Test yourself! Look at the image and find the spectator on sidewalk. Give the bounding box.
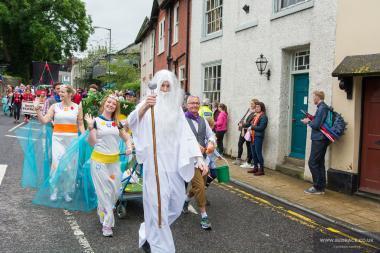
[212,100,220,126]
[248,102,268,176]
[198,98,214,122]
[234,99,259,167]
[215,103,228,154]
[301,90,330,195]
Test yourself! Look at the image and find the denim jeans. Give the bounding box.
[251,136,264,169]
[308,139,330,191]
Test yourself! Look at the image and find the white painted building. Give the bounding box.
[190,0,338,179]
[135,17,156,98]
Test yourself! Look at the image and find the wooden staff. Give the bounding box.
[148,82,162,228]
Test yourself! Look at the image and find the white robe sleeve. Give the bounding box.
[177,111,203,182]
[128,101,151,164]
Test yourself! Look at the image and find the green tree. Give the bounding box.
[0,0,92,79]
[99,56,140,90]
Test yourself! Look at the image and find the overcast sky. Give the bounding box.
[82,0,152,54]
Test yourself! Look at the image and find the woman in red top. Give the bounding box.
[215,103,228,154]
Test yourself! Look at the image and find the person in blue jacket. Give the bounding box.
[301,90,330,195]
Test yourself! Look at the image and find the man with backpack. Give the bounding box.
[301,90,330,195]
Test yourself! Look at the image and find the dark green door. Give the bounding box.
[290,73,309,159]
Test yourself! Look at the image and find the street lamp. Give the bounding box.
[93,26,112,82]
[255,54,271,80]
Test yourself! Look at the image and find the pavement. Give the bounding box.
[1,114,380,252]
[225,158,380,238]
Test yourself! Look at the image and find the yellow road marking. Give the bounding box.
[287,210,317,225]
[215,182,379,250]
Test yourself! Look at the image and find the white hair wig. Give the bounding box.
[151,69,184,109]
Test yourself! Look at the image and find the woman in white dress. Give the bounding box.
[85,95,132,237]
[34,85,85,202]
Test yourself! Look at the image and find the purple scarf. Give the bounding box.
[185,111,201,123]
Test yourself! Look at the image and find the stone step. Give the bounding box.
[284,156,305,167]
[275,163,304,180]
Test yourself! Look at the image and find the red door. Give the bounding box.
[360,77,380,194]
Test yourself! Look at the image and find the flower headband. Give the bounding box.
[107,94,120,101]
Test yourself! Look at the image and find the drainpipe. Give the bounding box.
[167,4,173,70]
[185,0,191,93]
[152,26,156,74]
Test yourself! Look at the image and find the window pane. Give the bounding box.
[305,55,310,66]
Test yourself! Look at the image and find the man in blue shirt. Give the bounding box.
[301,90,330,195]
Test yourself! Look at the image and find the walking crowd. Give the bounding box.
[1,83,138,123]
[4,69,332,253]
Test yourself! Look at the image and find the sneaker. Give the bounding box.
[304,186,325,195]
[240,162,251,168]
[64,193,72,202]
[200,216,212,230]
[232,158,242,165]
[182,200,190,214]
[50,188,58,201]
[102,226,113,237]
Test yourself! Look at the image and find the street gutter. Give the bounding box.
[230,178,380,243]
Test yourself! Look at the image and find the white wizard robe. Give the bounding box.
[128,103,202,253]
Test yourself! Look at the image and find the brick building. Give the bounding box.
[136,0,192,93]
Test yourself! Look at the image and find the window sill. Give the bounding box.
[172,41,178,47]
[201,31,223,43]
[157,51,165,56]
[271,0,314,21]
[235,20,258,33]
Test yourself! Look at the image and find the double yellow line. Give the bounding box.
[216,183,379,250]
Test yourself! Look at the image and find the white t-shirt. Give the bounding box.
[94,116,120,154]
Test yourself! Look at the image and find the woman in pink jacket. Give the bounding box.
[215,103,228,154]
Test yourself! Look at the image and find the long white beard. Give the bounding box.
[154,92,182,146]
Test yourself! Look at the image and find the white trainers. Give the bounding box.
[102,226,113,237]
[50,188,58,201]
[240,162,251,169]
[64,193,72,202]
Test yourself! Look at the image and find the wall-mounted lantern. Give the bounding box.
[255,54,271,80]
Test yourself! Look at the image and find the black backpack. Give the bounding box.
[325,107,347,139]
